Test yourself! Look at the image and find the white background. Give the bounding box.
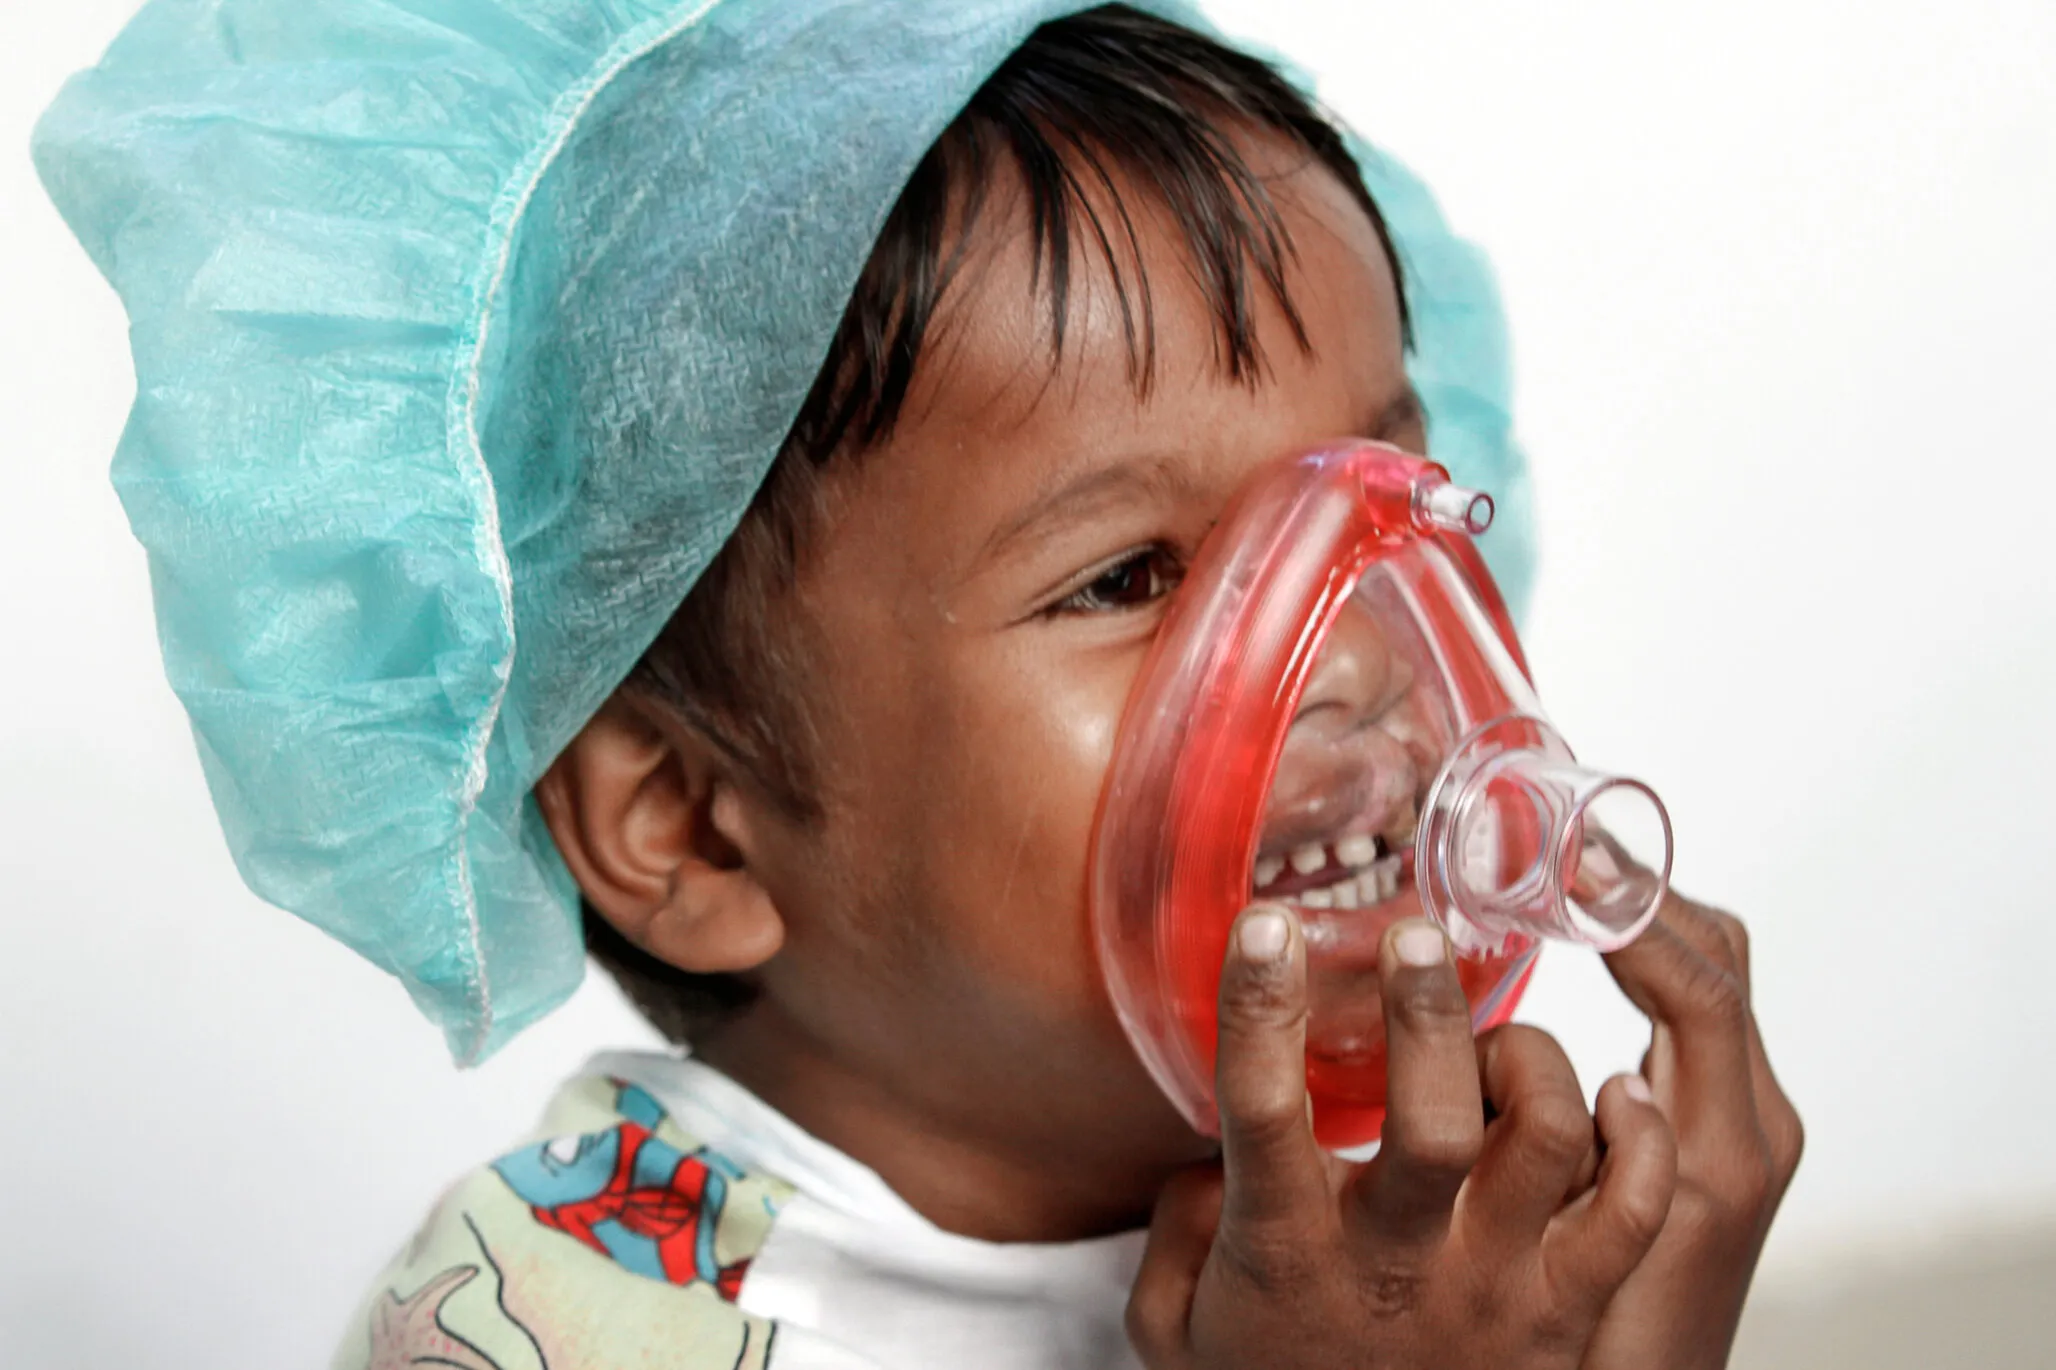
[3,1,2052,1365]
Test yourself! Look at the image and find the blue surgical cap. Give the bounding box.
[34,0,1536,1063]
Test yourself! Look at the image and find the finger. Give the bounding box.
[1667,899,1784,1092]
[1690,904,1800,1184]
[1545,1074,1678,1311]
[1349,920,1484,1248]
[1600,910,1760,1150]
[1605,888,1805,1181]
[1661,900,1805,1170]
[1587,834,1742,988]
[1658,897,1789,1115]
[1643,901,1805,1192]
[1213,905,1330,1248]
[1460,1025,1598,1240]
[1660,891,1747,987]
[1126,1167,1223,1363]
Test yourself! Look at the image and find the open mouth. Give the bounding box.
[1257,824,1425,1067]
[1251,831,1411,910]
[1249,769,1435,1068]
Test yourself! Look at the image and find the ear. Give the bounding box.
[535,696,786,975]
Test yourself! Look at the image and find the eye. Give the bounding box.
[1057,547,1183,614]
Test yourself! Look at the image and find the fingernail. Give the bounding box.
[1238,907,1291,963]
[1620,1074,1654,1104]
[1392,920,1446,968]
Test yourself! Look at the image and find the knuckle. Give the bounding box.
[1389,970,1468,1031]
[1355,1261,1431,1322]
[1673,899,1742,971]
[1666,1183,1762,1252]
[1223,1094,1307,1154]
[1710,909,1750,965]
[1727,1151,1777,1207]
[1659,1187,1724,1247]
[1692,1148,1778,1223]
[1219,964,1306,1029]
[1394,1109,1485,1180]
[1609,1172,1676,1249]
[1766,1102,1807,1178]
[1677,954,1748,1027]
[1220,1224,1321,1297]
[1520,1093,1596,1170]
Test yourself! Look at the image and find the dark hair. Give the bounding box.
[586,3,1411,1043]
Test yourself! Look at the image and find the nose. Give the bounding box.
[1265,595,1421,850]
[1294,594,1407,732]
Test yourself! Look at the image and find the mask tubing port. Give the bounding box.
[1417,481,1495,535]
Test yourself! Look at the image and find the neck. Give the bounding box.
[695,1005,1205,1244]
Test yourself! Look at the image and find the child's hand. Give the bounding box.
[1580,892,1804,1370]
[1127,909,1678,1370]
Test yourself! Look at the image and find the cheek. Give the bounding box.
[908,633,1140,1003]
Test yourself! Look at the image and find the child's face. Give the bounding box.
[707,136,1422,1228]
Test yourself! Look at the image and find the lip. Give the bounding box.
[1300,879,1428,1065]
[1258,725,1423,865]
[1255,796,1382,862]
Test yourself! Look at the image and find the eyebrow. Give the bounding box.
[976,384,1428,568]
[976,456,1203,568]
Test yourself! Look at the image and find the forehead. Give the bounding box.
[818,129,1410,572]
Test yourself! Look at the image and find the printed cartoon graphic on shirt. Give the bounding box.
[492,1081,755,1299]
[335,1075,792,1370]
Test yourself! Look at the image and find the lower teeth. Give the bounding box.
[1272,854,1402,910]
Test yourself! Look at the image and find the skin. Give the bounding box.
[1126,892,1801,1370]
[537,130,1800,1367]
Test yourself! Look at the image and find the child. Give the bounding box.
[35,3,1799,1367]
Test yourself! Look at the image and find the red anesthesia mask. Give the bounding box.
[1091,442,1673,1149]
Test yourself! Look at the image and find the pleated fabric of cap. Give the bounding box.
[33,0,1536,1063]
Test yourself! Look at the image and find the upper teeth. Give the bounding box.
[1256,834,1390,892]
[1336,833,1379,868]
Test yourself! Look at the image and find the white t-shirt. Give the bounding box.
[330,1049,1148,1370]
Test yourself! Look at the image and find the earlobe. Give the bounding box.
[536,697,786,975]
